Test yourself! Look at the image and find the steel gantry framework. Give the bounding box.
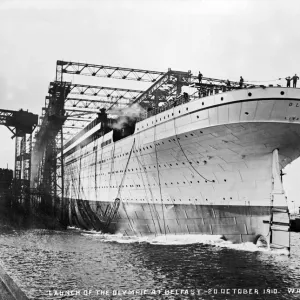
[0,109,38,208]
[32,59,259,222]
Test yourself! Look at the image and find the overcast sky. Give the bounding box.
[0,0,300,211]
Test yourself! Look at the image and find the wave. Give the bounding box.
[72,228,289,255]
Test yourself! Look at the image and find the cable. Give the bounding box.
[111,138,137,234]
[133,148,160,236]
[245,78,281,83]
[171,104,215,183]
[153,115,167,237]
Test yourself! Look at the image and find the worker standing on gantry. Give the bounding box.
[286,76,292,87]
[239,76,244,88]
[198,71,203,85]
[292,74,299,88]
[226,79,231,91]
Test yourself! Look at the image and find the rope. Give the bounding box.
[93,136,98,196]
[133,147,162,236]
[153,115,167,237]
[108,143,115,193]
[245,78,281,83]
[171,106,215,183]
[113,138,137,234]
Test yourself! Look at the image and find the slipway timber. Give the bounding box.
[31,60,299,253]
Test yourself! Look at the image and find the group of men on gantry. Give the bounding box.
[285,74,299,88]
[197,72,244,90]
[198,72,300,89]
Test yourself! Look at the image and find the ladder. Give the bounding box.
[264,205,290,253]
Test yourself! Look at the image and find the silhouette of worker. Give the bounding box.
[209,82,214,95]
[183,92,189,102]
[239,76,244,88]
[226,79,231,91]
[292,74,299,88]
[198,71,203,85]
[286,76,292,87]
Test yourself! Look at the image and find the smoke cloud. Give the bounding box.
[110,103,145,130]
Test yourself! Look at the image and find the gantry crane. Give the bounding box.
[32,60,259,223]
[0,108,38,207]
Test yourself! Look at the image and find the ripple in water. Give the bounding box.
[0,227,299,299]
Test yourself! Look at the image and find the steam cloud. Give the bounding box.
[110,103,145,130]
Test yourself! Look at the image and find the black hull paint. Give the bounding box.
[67,198,279,244]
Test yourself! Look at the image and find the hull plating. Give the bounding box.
[63,88,300,243]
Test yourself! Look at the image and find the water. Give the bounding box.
[0,226,299,300]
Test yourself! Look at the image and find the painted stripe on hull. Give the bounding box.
[67,198,282,244]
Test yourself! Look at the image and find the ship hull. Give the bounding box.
[68,198,275,243]
[62,87,300,247]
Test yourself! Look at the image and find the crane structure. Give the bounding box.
[0,109,38,207]
[32,60,259,222]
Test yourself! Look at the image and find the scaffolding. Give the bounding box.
[0,108,38,208]
[32,60,260,224]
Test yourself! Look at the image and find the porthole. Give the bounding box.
[248,92,252,97]
[202,102,204,105]
[245,112,249,115]
[221,97,224,101]
[281,91,285,95]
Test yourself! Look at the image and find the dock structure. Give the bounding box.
[31,60,257,222]
[0,265,28,300]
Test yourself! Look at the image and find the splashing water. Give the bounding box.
[74,227,290,255]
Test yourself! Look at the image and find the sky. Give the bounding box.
[0,0,300,212]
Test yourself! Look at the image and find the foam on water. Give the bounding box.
[75,228,290,255]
